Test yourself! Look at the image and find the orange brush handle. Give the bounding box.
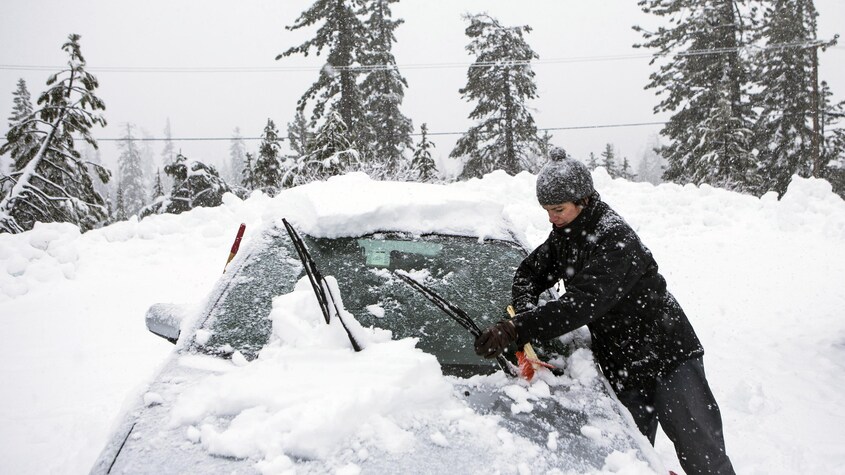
[507,305,546,380]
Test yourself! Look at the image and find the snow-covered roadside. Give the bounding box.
[1,170,844,474]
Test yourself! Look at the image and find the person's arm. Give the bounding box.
[511,237,559,313]
[514,227,651,345]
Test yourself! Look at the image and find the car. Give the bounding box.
[90,183,662,474]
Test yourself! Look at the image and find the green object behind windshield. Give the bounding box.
[357,238,442,267]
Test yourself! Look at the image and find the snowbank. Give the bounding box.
[1,171,844,474]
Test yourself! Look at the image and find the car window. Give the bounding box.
[303,233,526,377]
[195,227,300,359]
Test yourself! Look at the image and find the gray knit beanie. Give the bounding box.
[536,147,594,205]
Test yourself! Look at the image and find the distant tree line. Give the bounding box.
[1,0,843,234]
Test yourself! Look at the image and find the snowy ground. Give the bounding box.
[1,169,844,474]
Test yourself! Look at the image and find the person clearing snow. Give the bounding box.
[475,146,736,475]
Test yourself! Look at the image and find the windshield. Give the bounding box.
[305,233,526,376]
[194,228,527,376]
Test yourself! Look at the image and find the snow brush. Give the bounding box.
[223,223,246,273]
[507,305,556,381]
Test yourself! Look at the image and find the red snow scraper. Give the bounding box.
[223,223,246,273]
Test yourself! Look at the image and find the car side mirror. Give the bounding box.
[145,303,189,344]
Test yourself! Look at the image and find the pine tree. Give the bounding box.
[451,13,541,179]
[151,168,165,200]
[278,0,369,141]
[587,152,599,170]
[619,156,637,181]
[0,34,110,233]
[141,152,231,217]
[359,0,413,176]
[411,123,437,182]
[241,152,256,190]
[635,0,757,193]
[525,130,554,174]
[4,79,38,174]
[114,181,127,222]
[819,80,845,197]
[752,0,837,196]
[307,109,359,179]
[253,119,283,193]
[229,127,246,185]
[117,123,147,216]
[600,143,618,177]
[286,110,313,159]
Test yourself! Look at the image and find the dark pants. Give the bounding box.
[615,358,735,475]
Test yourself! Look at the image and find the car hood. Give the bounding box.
[92,353,661,474]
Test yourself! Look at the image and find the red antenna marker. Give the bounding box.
[223,223,246,273]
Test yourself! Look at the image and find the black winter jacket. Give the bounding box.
[512,197,703,392]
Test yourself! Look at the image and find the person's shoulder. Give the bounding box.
[592,201,639,241]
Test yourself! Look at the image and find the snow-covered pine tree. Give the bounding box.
[253,119,283,194]
[286,110,313,160]
[114,181,127,222]
[229,127,246,185]
[7,79,33,128]
[695,71,760,191]
[619,156,637,181]
[306,109,359,180]
[526,130,554,174]
[600,143,619,177]
[359,0,413,177]
[3,79,38,175]
[0,34,110,234]
[819,79,845,197]
[241,152,256,190]
[587,152,599,170]
[635,0,757,193]
[278,0,369,143]
[451,13,541,179]
[117,123,147,216]
[151,168,164,201]
[752,0,836,196]
[141,152,231,217]
[410,123,437,182]
[81,142,110,203]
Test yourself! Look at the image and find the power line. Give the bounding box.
[0,120,666,142]
[0,40,826,74]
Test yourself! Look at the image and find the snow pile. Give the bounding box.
[0,222,81,299]
[1,170,845,474]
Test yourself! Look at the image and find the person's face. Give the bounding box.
[542,202,582,228]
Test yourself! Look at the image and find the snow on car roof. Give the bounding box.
[265,171,517,241]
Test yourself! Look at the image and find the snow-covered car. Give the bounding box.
[90,179,662,474]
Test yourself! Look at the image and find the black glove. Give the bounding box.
[474,320,518,359]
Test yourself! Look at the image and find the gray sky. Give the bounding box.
[1,0,843,177]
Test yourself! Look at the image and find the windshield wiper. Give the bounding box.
[282,218,363,352]
[393,270,516,377]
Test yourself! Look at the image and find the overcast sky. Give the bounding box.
[1,0,843,176]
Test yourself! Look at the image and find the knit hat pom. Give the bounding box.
[549,146,568,161]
